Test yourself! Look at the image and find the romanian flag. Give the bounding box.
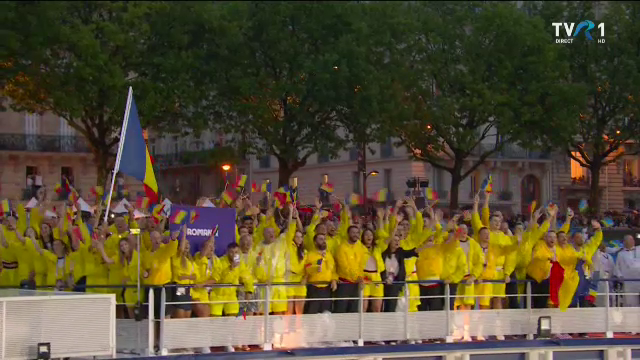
[0,200,10,216]
[346,193,363,206]
[222,189,236,205]
[68,190,79,204]
[136,197,150,210]
[273,191,287,208]
[54,183,63,195]
[374,189,388,202]
[116,89,158,204]
[90,186,104,198]
[170,210,187,225]
[235,175,247,192]
[260,181,272,193]
[290,187,298,204]
[152,204,165,223]
[481,174,493,193]
[549,261,565,307]
[425,188,438,200]
[189,210,199,224]
[251,182,258,193]
[320,183,334,194]
[64,178,73,192]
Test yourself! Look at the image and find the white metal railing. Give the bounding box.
[0,289,116,360]
[124,279,640,354]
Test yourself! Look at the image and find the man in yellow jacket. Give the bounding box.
[303,233,338,314]
[334,225,366,313]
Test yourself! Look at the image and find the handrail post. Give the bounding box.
[445,283,452,343]
[403,284,410,342]
[605,279,613,338]
[2,301,6,360]
[526,281,534,340]
[263,285,272,350]
[358,283,364,346]
[159,287,167,355]
[147,288,154,356]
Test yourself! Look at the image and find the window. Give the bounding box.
[570,152,588,182]
[352,172,361,193]
[317,153,330,163]
[61,166,74,186]
[259,155,271,169]
[501,170,510,192]
[349,147,359,161]
[470,173,478,195]
[383,169,392,189]
[623,158,639,187]
[26,166,38,188]
[380,138,393,158]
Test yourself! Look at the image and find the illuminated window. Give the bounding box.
[570,152,587,179]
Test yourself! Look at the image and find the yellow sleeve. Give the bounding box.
[304,214,321,251]
[450,249,467,283]
[338,208,350,239]
[17,204,28,234]
[157,240,179,262]
[410,211,424,240]
[235,224,240,242]
[530,220,550,245]
[504,250,517,275]
[559,220,570,234]
[31,207,42,236]
[471,211,483,233]
[481,204,490,227]
[532,243,549,262]
[584,230,603,259]
[386,215,397,234]
[284,221,296,244]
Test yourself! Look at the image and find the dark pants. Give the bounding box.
[531,277,550,309]
[506,273,520,309]
[448,283,458,310]
[383,284,403,312]
[333,283,359,313]
[304,285,332,314]
[73,276,87,292]
[419,284,444,311]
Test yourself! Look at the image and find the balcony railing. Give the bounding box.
[470,143,550,160]
[0,134,91,153]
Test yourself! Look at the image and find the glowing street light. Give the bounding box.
[221,164,231,172]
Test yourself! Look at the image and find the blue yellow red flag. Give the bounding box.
[117,91,158,204]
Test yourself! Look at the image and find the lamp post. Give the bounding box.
[221,164,231,191]
[363,170,379,210]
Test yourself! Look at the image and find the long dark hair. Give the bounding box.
[295,230,304,261]
[360,228,376,249]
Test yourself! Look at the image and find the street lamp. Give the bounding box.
[221,164,231,190]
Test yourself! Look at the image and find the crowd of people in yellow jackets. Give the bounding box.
[0,190,606,346]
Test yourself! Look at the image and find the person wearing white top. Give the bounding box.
[592,243,615,307]
[614,235,640,307]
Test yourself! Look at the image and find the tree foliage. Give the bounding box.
[528,1,640,213]
[392,2,579,210]
[1,1,209,184]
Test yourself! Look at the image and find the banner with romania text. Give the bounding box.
[168,205,236,257]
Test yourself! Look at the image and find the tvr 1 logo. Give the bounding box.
[551,20,605,44]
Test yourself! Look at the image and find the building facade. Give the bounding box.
[251,138,554,216]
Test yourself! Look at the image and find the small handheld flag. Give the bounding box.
[54,183,63,195]
[235,175,247,192]
[374,189,388,202]
[260,181,272,193]
[480,174,493,193]
[425,188,438,201]
[170,210,188,225]
[189,210,199,224]
[221,189,237,205]
[0,200,10,216]
[578,199,588,213]
[529,200,537,216]
[602,218,614,228]
[320,183,334,194]
[251,182,258,193]
[68,190,79,204]
[136,197,151,210]
[90,186,104,198]
[346,193,363,206]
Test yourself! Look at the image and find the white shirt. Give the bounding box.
[614,247,640,279]
[364,255,377,272]
[384,254,399,279]
[593,251,614,278]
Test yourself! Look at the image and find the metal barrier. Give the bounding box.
[0,289,116,359]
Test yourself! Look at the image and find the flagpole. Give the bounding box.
[104,86,134,223]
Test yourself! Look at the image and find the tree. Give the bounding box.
[393,2,578,211]
[197,2,384,187]
[527,1,640,214]
[1,1,208,184]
